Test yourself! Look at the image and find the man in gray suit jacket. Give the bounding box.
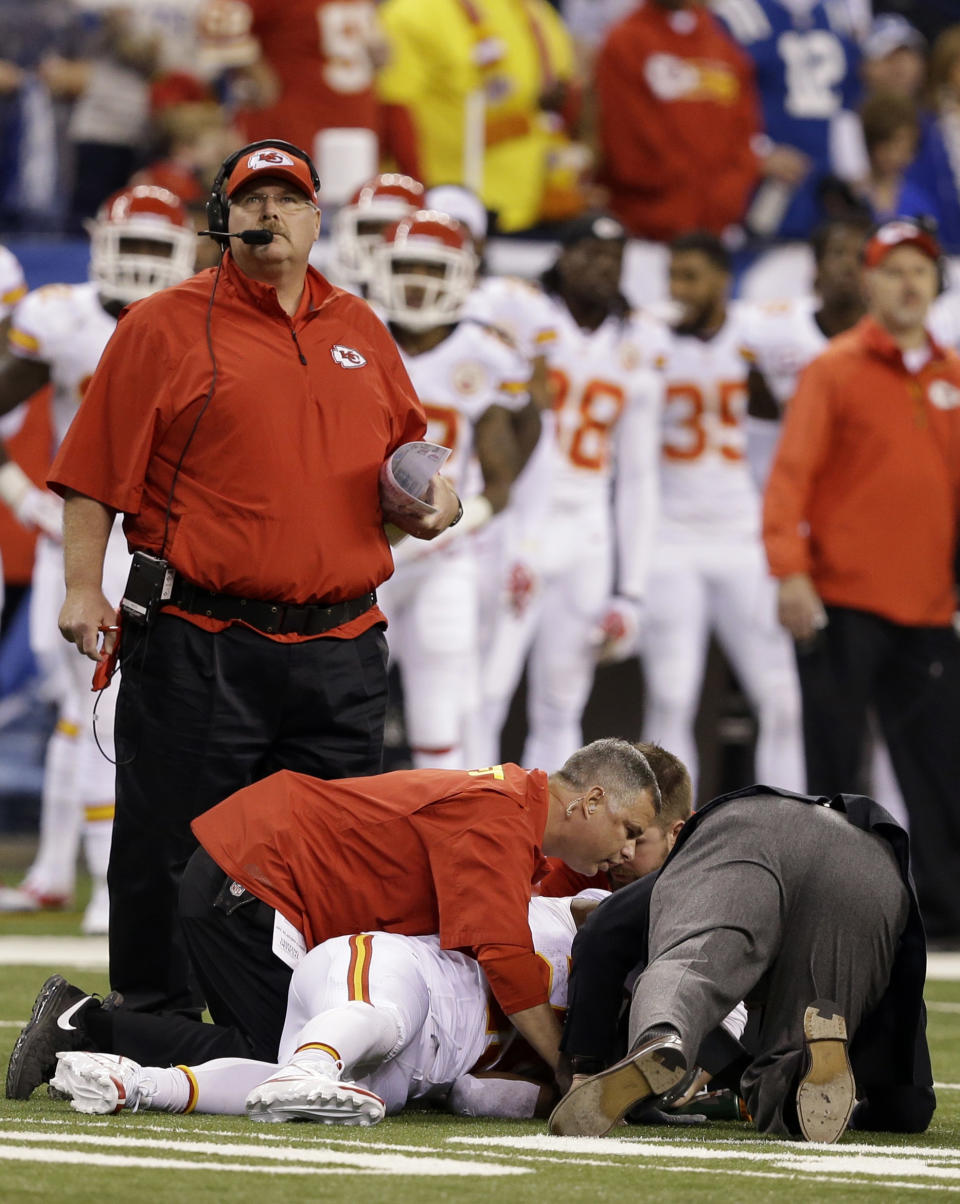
[550,785,933,1142]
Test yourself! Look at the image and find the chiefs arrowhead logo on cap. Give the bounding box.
[247,150,295,170]
[225,144,319,203]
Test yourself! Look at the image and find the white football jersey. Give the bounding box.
[476,889,609,1070]
[397,318,530,499]
[461,275,558,362]
[544,298,664,511]
[8,282,117,448]
[656,310,761,534]
[738,296,827,407]
[0,245,26,320]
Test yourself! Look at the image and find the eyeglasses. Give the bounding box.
[233,192,314,213]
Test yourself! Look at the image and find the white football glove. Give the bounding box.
[0,460,63,540]
[591,595,642,664]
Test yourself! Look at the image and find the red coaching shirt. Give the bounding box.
[48,253,425,640]
[192,763,553,1014]
[764,317,960,626]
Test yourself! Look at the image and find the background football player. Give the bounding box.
[0,243,30,619]
[0,186,195,931]
[741,214,871,487]
[368,210,529,769]
[477,214,664,772]
[637,231,803,798]
[327,172,425,294]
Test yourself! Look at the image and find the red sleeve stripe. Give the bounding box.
[295,1041,342,1062]
[175,1064,199,1114]
[347,933,373,1002]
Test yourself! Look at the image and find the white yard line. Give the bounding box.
[0,1127,955,1190]
[0,937,107,969]
[449,1134,960,1183]
[0,1129,527,1176]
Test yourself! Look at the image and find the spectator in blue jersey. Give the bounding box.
[902,25,960,255]
[713,0,864,240]
[861,15,927,104]
[858,91,940,225]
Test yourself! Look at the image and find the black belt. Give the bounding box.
[165,579,377,636]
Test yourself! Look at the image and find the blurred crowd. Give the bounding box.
[0,0,958,248]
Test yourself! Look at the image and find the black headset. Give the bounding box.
[205,139,322,241]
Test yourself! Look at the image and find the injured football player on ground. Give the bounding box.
[50,893,607,1125]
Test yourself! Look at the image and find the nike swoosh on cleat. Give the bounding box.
[56,998,92,1032]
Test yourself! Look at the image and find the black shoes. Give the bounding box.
[6,975,100,1100]
[549,1031,689,1137]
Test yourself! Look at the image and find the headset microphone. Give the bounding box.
[198,229,275,244]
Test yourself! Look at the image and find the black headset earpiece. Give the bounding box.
[206,139,322,241]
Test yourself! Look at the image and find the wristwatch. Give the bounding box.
[448,496,464,527]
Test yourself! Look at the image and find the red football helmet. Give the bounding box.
[369,210,477,330]
[330,173,426,288]
[87,185,196,304]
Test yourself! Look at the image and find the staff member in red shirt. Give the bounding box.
[535,741,692,898]
[764,218,960,945]
[6,739,661,1099]
[46,140,460,1019]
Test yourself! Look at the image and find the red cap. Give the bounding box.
[226,146,318,204]
[863,219,941,268]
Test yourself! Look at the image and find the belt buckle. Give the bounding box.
[279,604,309,635]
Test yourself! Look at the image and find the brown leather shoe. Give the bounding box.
[548,1033,688,1137]
[795,999,855,1143]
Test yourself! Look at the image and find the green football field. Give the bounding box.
[1,923,959,1201]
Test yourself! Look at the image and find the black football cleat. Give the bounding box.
[6,975,98,1100]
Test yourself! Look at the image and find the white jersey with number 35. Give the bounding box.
[658,311,760,534]
[8,282,117,448]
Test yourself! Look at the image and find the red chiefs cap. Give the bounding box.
[226,146,318,204]
[862,219,941,269]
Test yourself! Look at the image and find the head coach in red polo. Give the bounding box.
[45,140,461,1019]
[764,217,960,946]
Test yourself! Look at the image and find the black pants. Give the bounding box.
[110,614,388,1013]
[90,848,291,1066]
[795,606,960,938]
